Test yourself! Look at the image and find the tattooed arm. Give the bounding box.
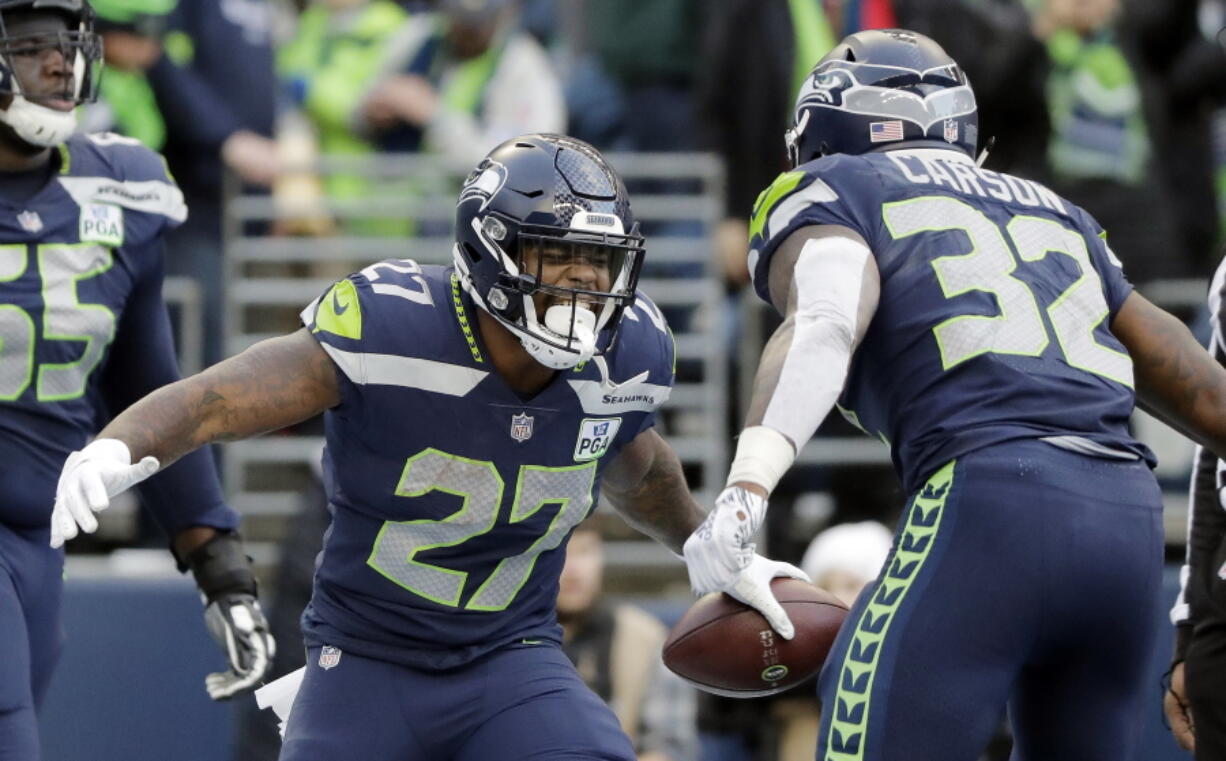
[102,328,341,466]
[1112,291,1226,456]
[600,428,705,554]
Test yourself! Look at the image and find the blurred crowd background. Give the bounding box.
[51,1,1226,760]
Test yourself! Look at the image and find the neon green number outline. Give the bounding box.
[749,171,805,241]
[0,245,33,400]
[883,196,1130,386]
[367,448,504,606]
[368,451,598,610]
[37,243,117,401]
[466,461,596,611]
[1007,215,1133,388]
[883,196,1047,370]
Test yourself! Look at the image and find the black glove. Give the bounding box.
[186,532,276,700]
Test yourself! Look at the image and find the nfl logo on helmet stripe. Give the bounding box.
[943,119,959,143]
[319,645,342,670]
[510,413,534,442]
[870,121,904,143]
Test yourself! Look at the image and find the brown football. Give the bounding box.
[662,578,849,698]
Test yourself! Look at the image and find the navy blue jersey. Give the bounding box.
[0,133,237,535]
[749,147,1154,491]
[300,262,675,669]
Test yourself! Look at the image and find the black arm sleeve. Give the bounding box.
[98,239,240,541]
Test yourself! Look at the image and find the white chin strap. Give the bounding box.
[519,305,598,370]
[1,96,76,147]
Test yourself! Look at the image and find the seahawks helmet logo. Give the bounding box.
[798,69,853,108]
[458,159,509,212]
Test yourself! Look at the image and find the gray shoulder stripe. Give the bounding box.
[58,176,187,223]
[766,178,839,241]
[319,343,487,395]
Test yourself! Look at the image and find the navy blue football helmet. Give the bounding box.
[453,134,645,369]
[0,0,102,147]
[785,29,978,166]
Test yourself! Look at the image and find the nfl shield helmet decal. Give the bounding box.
[510,412,534,442]
[574,417,622,461]
[318,645,342,670]
[943,119,959,143]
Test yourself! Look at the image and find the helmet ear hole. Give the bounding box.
[462,242,483,264]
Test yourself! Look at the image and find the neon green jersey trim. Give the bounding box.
[314,279,362,340]
[749,171,805,242]
[824,460,955,760]
[451,274,483,363]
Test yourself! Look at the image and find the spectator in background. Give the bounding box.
[898,0,1050,179]
[1030,0,1184,283]
[574,0,703,155]
[278,0,414,216]
[1129,0,1226,275]
[359,0,565,168]
[77,0,174,150]
[695,0,835,289]
[558,522,699,761]
[147,0,279,367]
[799,520,892,607]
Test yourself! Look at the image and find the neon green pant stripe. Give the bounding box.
[824,459,956,761]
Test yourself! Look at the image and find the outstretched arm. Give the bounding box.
[52,328,340,548]
[1111,291,1226,456]
[600,427,705,555]
[682,224,879,603]
[103,328,341,466]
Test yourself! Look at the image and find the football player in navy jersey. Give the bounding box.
[0,1,274,758]
[50,133,806,761]
[684,28,1226,761]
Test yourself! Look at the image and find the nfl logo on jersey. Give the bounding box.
[318,646,342,670]
[510,413,534,442]
[17,209,42,232]
[574,417,621,461]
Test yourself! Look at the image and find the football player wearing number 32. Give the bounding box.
[51,133,806,761]
[683,28,1226,761]
[0,2,271,760]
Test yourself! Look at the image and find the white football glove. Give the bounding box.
[683,485,769,595]
[50,438,159,548]
[725,554,811,640]
[684,486,810,639]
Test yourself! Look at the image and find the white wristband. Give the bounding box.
[724,426,796,494]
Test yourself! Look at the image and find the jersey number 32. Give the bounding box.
[885,196,1132,388]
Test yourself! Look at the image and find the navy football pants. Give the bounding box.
[279,642,636,761]
[816,439,1164,761]
[0,522,64,761]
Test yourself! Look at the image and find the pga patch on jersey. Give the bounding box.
[79,202,124,247]
[574,417,622,461]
